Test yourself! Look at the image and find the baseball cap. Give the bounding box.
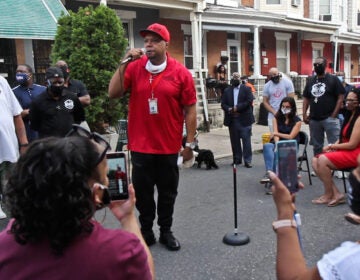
[45,67,64,80]
[140,23,170,42]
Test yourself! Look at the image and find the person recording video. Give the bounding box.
[0,132,154,279]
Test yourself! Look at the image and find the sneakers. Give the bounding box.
[336,171,348,179]
[260,173,271,184]
[311,171,317,177]
[0,204,7,219]
[265,183,273,195]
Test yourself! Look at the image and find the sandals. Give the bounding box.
[344,213,360,225]
[327,195,346,207]
[311,196,330,205]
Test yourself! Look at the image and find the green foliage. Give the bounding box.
[51,5,128,133]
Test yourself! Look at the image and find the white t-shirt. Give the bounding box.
[263,77,294,120]
[0,76,23,163]
[317,241,360,280]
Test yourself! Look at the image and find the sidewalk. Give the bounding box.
[197,122,310,159]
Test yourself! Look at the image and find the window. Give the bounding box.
[275,32,291,74]
[184,34,193,69]
[319,0,330,15]
[311,43,324,65]
[339,0,344,22]
[267,0,280,4]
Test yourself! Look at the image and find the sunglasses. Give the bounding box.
[66,124,111,165]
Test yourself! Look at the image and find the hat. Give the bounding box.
[140,23,170,42]
[45,67,64,80]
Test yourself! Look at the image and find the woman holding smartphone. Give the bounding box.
[0,131,154,279]
[260,97,302,193]
[312,88,360,207]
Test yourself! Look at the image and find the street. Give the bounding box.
[0,130,358,279]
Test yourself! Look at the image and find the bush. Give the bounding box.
[51,5,128,133]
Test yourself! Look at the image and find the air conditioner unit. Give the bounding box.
[319,14,332,21]
[291,0,300,7]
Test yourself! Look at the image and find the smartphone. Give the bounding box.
[276,140,299,193]
[106,152,129,200]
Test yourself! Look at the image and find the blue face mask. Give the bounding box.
[16,73,29,85]
[337,76,344,83]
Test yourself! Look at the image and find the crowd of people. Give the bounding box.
[1,19,360,278]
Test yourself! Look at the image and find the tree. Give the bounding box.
[51,5,128,133]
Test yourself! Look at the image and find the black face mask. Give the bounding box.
[232,80,240,87]
[270,75,280,84]
[314,64,325,76]
[50,85,64,96]
[347,172,360,215]
[60,65,69,79]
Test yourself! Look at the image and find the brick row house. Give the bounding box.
[1,0,360,128]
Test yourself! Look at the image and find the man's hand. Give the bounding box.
[181,147,193,162]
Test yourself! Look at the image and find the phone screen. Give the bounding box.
[276,140,299,193]
[106,152,129,200]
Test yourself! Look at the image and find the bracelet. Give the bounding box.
[19,143,29,147]
[272,219,297,232]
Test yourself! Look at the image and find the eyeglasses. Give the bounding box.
[66,124,111,165]
[345,99,358,103]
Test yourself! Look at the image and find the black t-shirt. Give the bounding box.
[64,79,89,98]
[29,89,85,138]
[303,73,345,120]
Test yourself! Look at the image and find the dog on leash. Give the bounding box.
[182,136,218,170]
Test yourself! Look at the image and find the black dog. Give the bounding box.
[193,145,219,170]
[182,136,218,170]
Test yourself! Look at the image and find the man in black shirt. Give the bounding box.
[29,67,85,138]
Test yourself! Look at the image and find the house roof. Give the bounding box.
[0,0,68,40]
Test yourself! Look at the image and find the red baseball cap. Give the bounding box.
[140,23,170,42]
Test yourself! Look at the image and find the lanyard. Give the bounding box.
[149,71,165,99]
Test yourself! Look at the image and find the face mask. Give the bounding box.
[232,80,240,87]
[16,73,29,85]
[348,172,360,215]
[50,85,64,96]
[281,108,291,115]
[59,65,69,79]
[337,76,344,83]
[314,64,325,75]
[270,75,280,84]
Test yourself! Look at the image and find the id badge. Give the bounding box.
[148,98,158,114]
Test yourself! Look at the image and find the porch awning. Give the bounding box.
[0,0,68,40]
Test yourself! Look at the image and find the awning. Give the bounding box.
[0,0,68,40]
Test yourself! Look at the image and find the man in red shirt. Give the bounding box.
[109,23,197,251]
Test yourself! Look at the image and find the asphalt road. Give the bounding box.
[0,152,358,280]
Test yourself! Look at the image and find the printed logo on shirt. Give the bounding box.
[64,99,74,110]
[311,82,325,101]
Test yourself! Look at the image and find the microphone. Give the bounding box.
[120,48,146,65]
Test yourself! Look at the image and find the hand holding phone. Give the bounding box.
[276,140,299,193]
[106,152,129,200]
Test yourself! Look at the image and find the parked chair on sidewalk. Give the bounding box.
[297,131,312,185]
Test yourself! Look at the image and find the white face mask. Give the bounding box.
[281,108,291,115]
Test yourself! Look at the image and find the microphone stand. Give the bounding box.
[223,164,250,246]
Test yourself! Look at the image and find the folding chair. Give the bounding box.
[115,119,128,151]
[332,168,353,193]
[297,131,312,185]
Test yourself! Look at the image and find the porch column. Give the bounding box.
[252,25,261,78]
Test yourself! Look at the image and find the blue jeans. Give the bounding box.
[309,117,340,156]
[263,143,275,172]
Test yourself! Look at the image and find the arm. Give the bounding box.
[302,97,310,124]
[330,94,344,118]
[221,90,233,113]
[73,97,85,124]
[270,172,321,280]
[109,184,155,279]
[273,118,280,143]
[109,48,144,99]
[234,87,253,112]
[274,121,301,140]
[329,117,360,150]
[78,95,91,107]
[263,96,277,116]
[182,103,197,162]
[13,115,28,154]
